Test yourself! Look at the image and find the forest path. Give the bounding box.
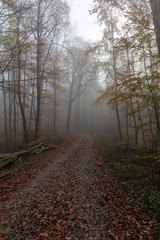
[0,134,158,239]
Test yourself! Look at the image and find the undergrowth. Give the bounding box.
[102,143,160,238]
[101,140,160,218]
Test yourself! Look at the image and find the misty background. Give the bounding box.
[0,0,160,152]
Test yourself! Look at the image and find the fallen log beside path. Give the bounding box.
[0,143,57,172]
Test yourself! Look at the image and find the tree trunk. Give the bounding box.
[74,95,81,131]
[66,101,72,133]
[8,69,13,144]
[17,13,28,144]
[2,72,8,150]
[150,0,160,58]
[125,102,130,144]
[111,19,123,140]
[142,45,160,137]
[53,64,57,137]
[127,47,138,144]
[28,81,35,132]
[34,0,42,140]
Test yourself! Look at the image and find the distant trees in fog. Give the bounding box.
[65,38,97,133]
[0,0,107,151]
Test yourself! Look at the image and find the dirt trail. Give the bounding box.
[0,134,159,239]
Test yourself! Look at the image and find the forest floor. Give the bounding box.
[0,134,160,240]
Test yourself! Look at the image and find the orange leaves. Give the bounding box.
[56,220,61,231]
[1,136,160,240]
[39,232,48,238]
[108,232,118,239]
[137,234,143,239]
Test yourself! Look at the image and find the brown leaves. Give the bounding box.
[39,232,48,238]
[0,136,160,239]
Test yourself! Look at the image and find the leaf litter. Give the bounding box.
[0,134,160,239]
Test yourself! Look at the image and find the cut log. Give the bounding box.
[0,143,57,171]
[0,162,27,180]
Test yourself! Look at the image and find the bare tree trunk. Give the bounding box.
[136,99,146,149]
[127,48,138,144]
[34,0,42,140]
[13,68,17,150]
[83,88,88,131]
[2,72,8,150]
[16,13,28,144]
[74,94,81,131]
[53,83,57,137]
[28,81,35,133]
[150,0,160,58]
[66,100,72,133]
[142,46,160,138]
[53,63,57,137]
[125,102,130,144]
[111,19,123,140]
[8,69,13,144]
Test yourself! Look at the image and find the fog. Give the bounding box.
[0,0,160,152]
[0,54,119,152]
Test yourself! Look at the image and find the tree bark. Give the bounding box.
[66,100,72,133]
[150,0,160,58]
[53,62,57,137]
[34,0,42,140]
[111,19,123,140]
[17,14,28,145]
[2,73,8,149]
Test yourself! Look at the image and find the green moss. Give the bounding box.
[153,229,160,240]
[142,186,160,218]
